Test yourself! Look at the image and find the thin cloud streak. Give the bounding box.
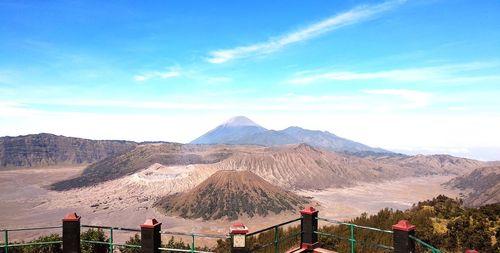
[133,69,180,82]
[207,0,406,64]
[289,62,500,84]
[7,89,431,114]
[363,89,432,108]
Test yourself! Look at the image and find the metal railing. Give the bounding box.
[409,234,441,253]
[246,217,302,253]
[1,215,445,253]
[1,225,62,253]
[80,224,142,252]
[315,217,394,253]
[158,230,229,253]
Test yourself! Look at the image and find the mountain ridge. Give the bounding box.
[190,116,391,155]
[0,133,137,168]
[50,143,485,191]
[447,166,500,206]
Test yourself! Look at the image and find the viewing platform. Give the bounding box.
[1,207,479,253]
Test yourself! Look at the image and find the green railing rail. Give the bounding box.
[409,234,441,253]
[1,225,62,253]
[158,230,230,253]
[80,224,142,251]
[315,217,394,253]
[246,217,302,253]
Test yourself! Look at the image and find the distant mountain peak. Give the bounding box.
[190,117,391,155]
[190,116,266,145]
[221,116,261,127]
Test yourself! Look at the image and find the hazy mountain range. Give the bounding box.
[191,116,391,155]
[1,116,393,169]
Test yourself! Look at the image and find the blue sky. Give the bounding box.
[1,0,500,160]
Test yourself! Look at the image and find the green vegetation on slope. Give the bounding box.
[316,195,499,253]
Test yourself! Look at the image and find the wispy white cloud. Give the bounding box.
[362,89,432,108]
[133,68,180,82]
[207,0,406,64]
[288,62,500,84]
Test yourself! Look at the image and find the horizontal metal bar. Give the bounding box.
[114,243,141,248]
[159,230,228,239]
[316,217,351,226]
[81,239,110,245]
[315,231,350,241]
[158,247,214,253]
[81,224,140,232]
[5,241,62,247]
[247,217,301,237]
[247,226,274,237]
[316,231,393,251]
[1,226,62,232]
[316,217,393,234]
[352,224,393,234]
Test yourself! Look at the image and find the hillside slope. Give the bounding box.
[50,143,233,190]
[51,143,485,191]
[0,133,136,168]
[447,166,500,206]
[154,170,308,220]
[211,144,484,190]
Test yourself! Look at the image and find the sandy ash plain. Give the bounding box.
[0,163,462,244]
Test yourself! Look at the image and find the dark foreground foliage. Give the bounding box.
[317,195,499,253]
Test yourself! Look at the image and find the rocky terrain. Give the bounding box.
[196,144,485,190]
[447,166,500,206]
[154,170,309,220]
[50,143,233,190]
[191,116,391,154]
[0,133,136,168]
[50,143,486,192]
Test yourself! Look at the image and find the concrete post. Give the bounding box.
[62,212,81,253]
[140,218,161,253]
[300,206,319,250]
[230,223,249,253]
[392,220,416,253]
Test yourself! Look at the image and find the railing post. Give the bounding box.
[300,206,319,251]
[392,220,416,253]
[140,218,161,253]
[3,230,8,253]
[230,223,249,253]
[62,212,81,253]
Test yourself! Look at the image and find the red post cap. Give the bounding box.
[465,250,479,253]
[392,220,416,232]
[300,206,318,215]
[140,218,161,228]
[62,212,81,222]
[230,223,248,234]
